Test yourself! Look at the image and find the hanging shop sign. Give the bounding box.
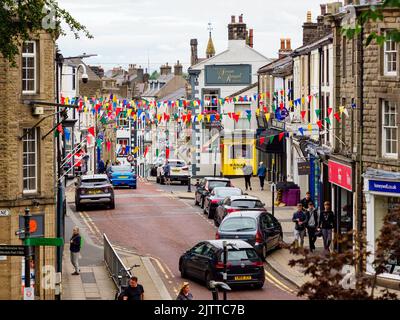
[328,160,353,192]
[298,161,311,176]
[205,64,252,86]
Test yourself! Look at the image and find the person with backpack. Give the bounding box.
[292,203,308,249]
[306,202,319,252]
[70,226,81,275]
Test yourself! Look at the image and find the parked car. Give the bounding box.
[179,240,264,289]
[216,211,282,260]
[150,157,165,177]
[75,174,115,211]
[214,195,266,227]
[107,165,137,189]
[203,187,243,219]
[157,159,190,185]
[194,177,232,209]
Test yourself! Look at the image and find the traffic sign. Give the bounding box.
[24,238,64,247]
[23,287,34,300]
[0,245,27,256]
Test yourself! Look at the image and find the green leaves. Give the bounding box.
[0,0,92,66]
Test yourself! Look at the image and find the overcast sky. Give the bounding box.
[57,0,331,73]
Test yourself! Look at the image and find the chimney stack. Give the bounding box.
[190,39,198,66]
[160,63,172,76]
[136,66,144,82]
[249,29,254,48]
[239,14,243,23]
[279,38,293,59]
[228,14,247,41]
[174,60,183,76]
[231,15,236,23]
[303,11,318,45]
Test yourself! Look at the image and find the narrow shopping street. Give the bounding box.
[68,179,298,300]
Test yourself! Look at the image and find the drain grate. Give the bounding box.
[80,272,96,284]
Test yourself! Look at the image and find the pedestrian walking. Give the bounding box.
[176,282,193,300]
[163,160,171,185]
[292,203,308,249]
[242,164,253,191]
[301,192,313,211]
[306,202,319,252]
[98,159,105,174]
[318,201,335,253]
[257,162,267,191]
[69,226,81,275]
[121,277,144,301]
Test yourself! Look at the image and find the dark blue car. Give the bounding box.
[107,165,137,189]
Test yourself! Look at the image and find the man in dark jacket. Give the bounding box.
[257,162,267,191]
[318,201,335,252]
[306,202,319,252]
[292,203,308,248]
[122,277,144,301]
[301,192,313,211]
[70,226,81,275]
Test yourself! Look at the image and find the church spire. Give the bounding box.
[206,22,216,59]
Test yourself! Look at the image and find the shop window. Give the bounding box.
[382,100,398,159]
[229,144,252,160]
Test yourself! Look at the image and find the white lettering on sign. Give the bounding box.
[0,210,10,217]
[373,183,397,191]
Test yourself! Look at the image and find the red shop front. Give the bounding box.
[328,160,355,253]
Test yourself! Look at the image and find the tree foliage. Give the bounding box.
[149,70,160,80]
[286,207,400,300]
[342,0,400,45]
[0,0,92,65]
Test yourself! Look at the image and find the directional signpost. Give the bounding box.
[0,245,27,256]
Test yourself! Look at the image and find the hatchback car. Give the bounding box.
[107,165,137,189]
[179,240,264,289]
[216,211,282,260]
[75,174,115,211]
[203,187,243,219]
[214,196,266,227]
[157,159,190,185]
[194,178,232,209]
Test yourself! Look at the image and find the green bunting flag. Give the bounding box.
[325,117,331,125]
[315,109,321,117]
[269,135,275,144]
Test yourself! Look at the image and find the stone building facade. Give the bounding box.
[0,32,57,299]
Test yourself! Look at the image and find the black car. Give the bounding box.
[194,177,232,209]
[75,174,115,211]
[203,187,243,220]
[179,240,265,289]
[216,211,282,260]
[214,195,266,227]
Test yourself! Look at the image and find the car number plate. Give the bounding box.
[119,176,128,179]
[172,169,180,172]
[88,190,101,195]
[234,276,252,281]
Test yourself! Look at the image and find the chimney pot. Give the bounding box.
[286,38,291,50]
[307,11,312,23]
[231,15,236,23]
[239,14,243,23]
[280,39,285,50]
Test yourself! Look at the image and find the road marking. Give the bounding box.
[151,257,169,279]
[79,212,96,235]
[141,257,172,300]
[82,211,101,236]
[264,270,296,294]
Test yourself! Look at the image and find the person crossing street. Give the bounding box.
[242,164,253,191]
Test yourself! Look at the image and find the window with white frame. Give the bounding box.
[22,41,37,94]
[116,113,129,127]
[23,128,38,192]
[384,35,397,76]
[382,100,398,158]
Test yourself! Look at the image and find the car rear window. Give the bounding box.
[220,249,259,262]
[112,166,131,172]
[215,189,241,197]
[220,217,257,232]
[209,181,230,189]
[170,161,185,167]
[81,179,109,185]
[231,200,263,208]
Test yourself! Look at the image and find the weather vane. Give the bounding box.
[208,22,213,34]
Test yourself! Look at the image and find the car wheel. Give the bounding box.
[76,203,83,212]
[201,198,205,209]
[156,176,160,184]
[207,208,214,220]
[205,271,213,289]
[109,201,115,210]
[254,282,264,290]
[160,176,165,185]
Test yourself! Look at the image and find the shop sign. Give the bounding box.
[205,64,252,86]
[271,119,285,131]
[369,180,400,194]
[328,160,353,192]
[298,161,310,176]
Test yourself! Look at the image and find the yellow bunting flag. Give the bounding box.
[265,113,271,122]
[308,123,312,132]
[65,97,69,105]
[133,146,139,154]
[197,114,203,122]
[301,97,305,105]
[127,109,132,117]
[256,108,260,117]
[206,114,211,122]
[132,114,137,121]
[157,114,162,122]
[339,106,345,114]
[289,100,293,107]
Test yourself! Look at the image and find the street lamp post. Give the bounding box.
[23,208,32,290]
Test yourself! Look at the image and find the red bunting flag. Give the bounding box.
[57,124,63,134]
[280,90,284,96]
[334,112,341,122]
[88,126,95,137]
[228,112,233,119]
[166,147,170,160]
[116,107,122,117]
[106,141,111,152]
[308,95,312,104]
[144,146,149,157]
[328,107,333,116]
[279,132,285,142]
[301,111,307,120]
[266,92,271,99]
[317,120,323,129]
[233,113,240,123]
[260,137,265,145]
[215,114,220,121]
[279,102,284,110]
[61,96,65,105]
[263,107,268,113]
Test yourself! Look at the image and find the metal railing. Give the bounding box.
[103,234,132,288]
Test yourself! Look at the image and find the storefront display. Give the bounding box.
[364,169,400,280]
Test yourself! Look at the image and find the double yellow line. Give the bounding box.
[79,211,102,241]
[264,269,297,295]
